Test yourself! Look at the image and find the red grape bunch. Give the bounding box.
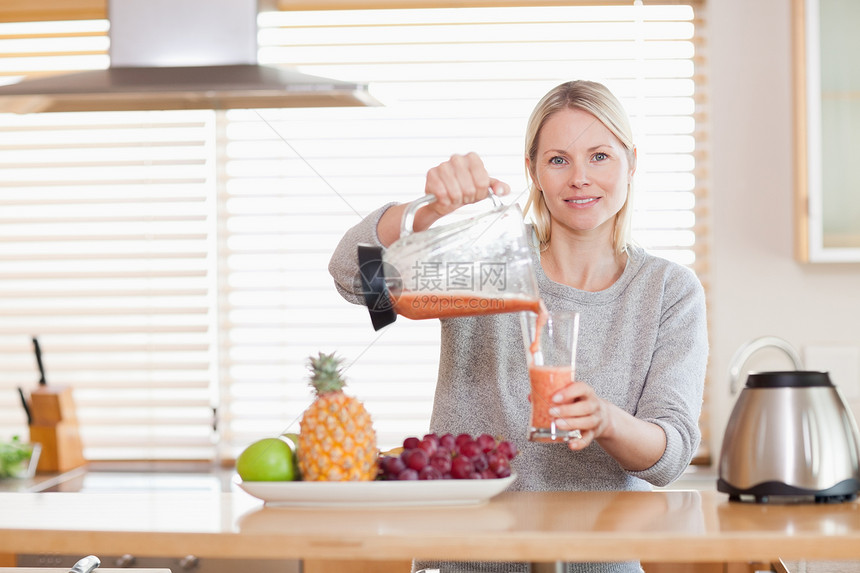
[377,432,518,481]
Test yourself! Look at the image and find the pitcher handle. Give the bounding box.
[400,188,502,238]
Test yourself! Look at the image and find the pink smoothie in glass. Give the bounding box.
[529,365,574,442]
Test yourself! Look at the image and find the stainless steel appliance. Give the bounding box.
[0,0,378,113]
[8,555,171,573]
[0,567,173,573]
[717,370,860,503]
[15,554,297,573]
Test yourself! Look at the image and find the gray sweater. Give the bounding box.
[329,204,709,573]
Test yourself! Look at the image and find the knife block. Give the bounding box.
[28,387,86,473]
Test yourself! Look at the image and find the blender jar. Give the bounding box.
[357,192,541,330]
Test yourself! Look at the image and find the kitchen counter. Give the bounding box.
[1,485,859,565]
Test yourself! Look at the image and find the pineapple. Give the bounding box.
[297,352,377,481]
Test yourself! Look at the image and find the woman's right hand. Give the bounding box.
[376,153,509,247]
[423,152,510,218]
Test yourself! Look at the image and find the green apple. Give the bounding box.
[236,437,296,481]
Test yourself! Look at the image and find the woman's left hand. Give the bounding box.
[548,380,667,470]
[548,381,612,451]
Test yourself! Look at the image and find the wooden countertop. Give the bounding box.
[1,488,859,564]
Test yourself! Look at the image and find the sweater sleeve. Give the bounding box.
[328,203,397,306]
[627,265,709,487]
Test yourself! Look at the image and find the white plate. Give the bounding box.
[234,473,516,507]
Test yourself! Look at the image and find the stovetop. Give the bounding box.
[18,461,237,494]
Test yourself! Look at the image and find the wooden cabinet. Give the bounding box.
[303,560,411,573]
[778,561,860,573]
[794,0,860,261]
[643,563,725,572]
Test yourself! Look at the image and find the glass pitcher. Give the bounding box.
[357,192,541,330]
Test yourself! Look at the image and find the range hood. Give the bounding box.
[0,0,379,114]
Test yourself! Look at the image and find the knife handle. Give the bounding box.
[17,386,32,425]
[32,336,47,386]
[68,555,100,573]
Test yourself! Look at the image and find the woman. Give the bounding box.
[329,80,708,573]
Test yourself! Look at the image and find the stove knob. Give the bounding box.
[179,555,199,571]
[115,554,136,567]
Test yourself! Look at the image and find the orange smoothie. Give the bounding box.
[393,291,542,320]
[529,365,574,442]
[528,300,549,355]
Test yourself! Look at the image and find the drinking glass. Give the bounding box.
[521,309,580,442]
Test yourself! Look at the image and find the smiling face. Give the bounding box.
[527,107,635,244]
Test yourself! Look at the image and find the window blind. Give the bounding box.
[0,110,218,460]
[0,3,707,461]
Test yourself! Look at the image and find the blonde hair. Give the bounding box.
[523,80,636,254]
